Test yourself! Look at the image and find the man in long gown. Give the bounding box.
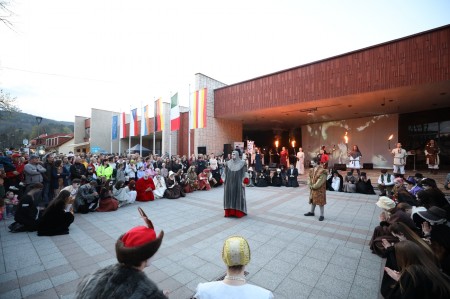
[223,151,248,218]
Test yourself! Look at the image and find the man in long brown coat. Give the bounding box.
[304,157,327,221]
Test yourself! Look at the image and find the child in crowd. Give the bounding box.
[4,191,19,218]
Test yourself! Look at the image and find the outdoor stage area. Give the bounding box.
[1,169,447,298]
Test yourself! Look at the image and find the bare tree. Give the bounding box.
[0,89,20,118]
[0,0,14,29]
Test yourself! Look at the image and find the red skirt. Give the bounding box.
[224,209,246,218]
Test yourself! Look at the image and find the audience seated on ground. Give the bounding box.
[343,171,357,193]
[194,236,274,299]
[96,185,119,212]
[8,183,43,233]
[355,172,376,195]
[135,170,156,201]
[384,240,450,299]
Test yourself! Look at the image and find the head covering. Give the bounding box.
[414,173,424,179]
[222,236,251,267]
[360,172,367,177]
[405,177,416,185]
[420,178,437,188]
[226,151,245,171]
[376,196,396,210]
[417,206,447,225]
[168,171,175,178]
[116,207,164,265]
[248,167,253,172]
[381,169,387,174]
[29,154,39,160]
[12,153,21,158]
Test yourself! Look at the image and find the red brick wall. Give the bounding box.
[215,25,450,117]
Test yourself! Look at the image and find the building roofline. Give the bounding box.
[215,24,450,91]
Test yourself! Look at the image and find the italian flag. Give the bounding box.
[170,93,180,131]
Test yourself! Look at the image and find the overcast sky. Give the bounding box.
[1,0,449,122]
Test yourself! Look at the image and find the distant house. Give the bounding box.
[31,133,74,155]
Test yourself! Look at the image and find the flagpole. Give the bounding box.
[169,91,172,159]
[118,111,122,156]
[188,84,191,158]
[139,101,143,157]
[110,111,113,154]
[153,97,156,156]
[128,106,131,157]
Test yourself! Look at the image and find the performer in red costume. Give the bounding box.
[135,170,156,201]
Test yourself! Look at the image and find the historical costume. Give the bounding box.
[271,169,283,187]
[296,148,305,175]
[355,172,376,195]
[152,170,167,199]
[377,169,395,196]
[75,208,167,299]
[246,167,255,187]
[223,151,248,218]
[255,171,268,187]
[304,158,327,221]
[74,181,99,213]
[347,145,362,176]
[184,166,198,193]
[164,171,185,199]
[391,143,407,175]
[286,165,299,187]
[327,170,343,192]
[343,172,357,193]
[424,139,440,173]
[280,147,288,168]
[113,180,137,207]
[135,170,156,201]
[254,150,263,173]
[197,169,211,191]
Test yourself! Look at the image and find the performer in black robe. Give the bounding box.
[286,164,299,187]
[356,172,376,194]
[255,171,268,187]
[271,169,283,187]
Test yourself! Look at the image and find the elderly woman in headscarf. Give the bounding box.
[152,168,167,199]
[184,165,198,193]
[223,151,248,218]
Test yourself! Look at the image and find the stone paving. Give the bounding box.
[0,182,386,299]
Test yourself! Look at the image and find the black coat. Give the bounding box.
[37,207,74,236]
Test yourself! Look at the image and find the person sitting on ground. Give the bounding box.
[384,240,450,299]
[75,207,168,298]
[8,183,43,233]
[152,168,167,199]
[37,190,75,236]
[184,165,198,193]
[164,171,185,199]
[112,180,137,207]
[271,168,283,187]
[197,168,211,191]
[246,167,255,187]
[135,170,156,201]
[255,171,268,187]
[327,170,343,192]
[96,185,119,212]
[355,172,376,195]
[377,169,395,196]
[74,180,99,213]
[405,177,423,197]
[343,171,357,193]
[286,164,299,187]
[392,177,417,206]
[61,178,81,201]
[379,222,437,297]
[193,236,274,299]
[369,197,417,257]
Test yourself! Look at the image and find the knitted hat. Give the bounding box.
[116,207,164,265]
[222,236,251,267]
[376,196,396,210]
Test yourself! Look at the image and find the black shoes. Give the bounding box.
[304,212,315,216]
[319,216,324,221]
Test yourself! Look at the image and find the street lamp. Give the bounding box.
[36,116,43,146]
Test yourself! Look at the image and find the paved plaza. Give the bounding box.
[0,181,385,299]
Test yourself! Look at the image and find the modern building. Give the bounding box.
[77,24,449,169]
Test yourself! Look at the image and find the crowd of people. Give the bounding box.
[1,141,449,298]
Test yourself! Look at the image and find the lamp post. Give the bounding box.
[36,116,43,146]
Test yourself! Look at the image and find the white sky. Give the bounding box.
[1,0,449,122]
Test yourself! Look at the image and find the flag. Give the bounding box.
[155,98,164,132]
[112,115,118,140]
[141,105,149,136]
[190,88,207,129]
[119,112,127,138]
[170,93,180,131]
[130,108,138,137]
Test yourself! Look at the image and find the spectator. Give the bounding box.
[8,183,43,233]
[384,240,450,298]
[74,180,99,213]
[37,190,74,236]
[377,169,395,196]
[75,208,168,298]
[194,236,273,299]
[23,154,46,188]
[112,180,137,207]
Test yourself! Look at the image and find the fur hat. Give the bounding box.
[376,196,396,210]
[222,236,251,267]
[116,207,164,265]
